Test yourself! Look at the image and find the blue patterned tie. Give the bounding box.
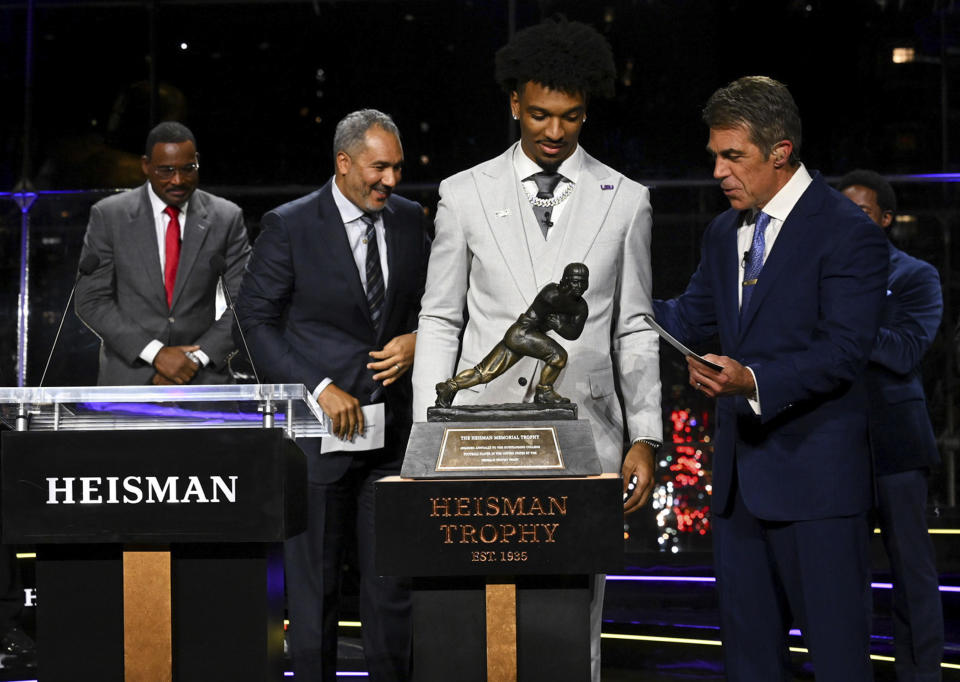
[740,211,770,318]
[361,213,385,331]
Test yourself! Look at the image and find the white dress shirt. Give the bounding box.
[514,144,582,233]
[313,179,391,399]
[740,163,813,413]
[139,187,211,368]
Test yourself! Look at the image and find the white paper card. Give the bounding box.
[320,402,385,453]
[641,313,724,372]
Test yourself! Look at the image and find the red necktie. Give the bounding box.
[163,205,181,308]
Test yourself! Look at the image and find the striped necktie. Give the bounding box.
[360,213,385,331]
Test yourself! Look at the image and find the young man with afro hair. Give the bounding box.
[411,18,662,680]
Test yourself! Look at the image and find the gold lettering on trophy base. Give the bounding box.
[430,495,567,518]
[439,522,559,544]
[429,492,568,564]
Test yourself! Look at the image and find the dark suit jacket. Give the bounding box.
[866,242,942,475]
[654,173,888,521]
[234,179,430,480]
[75,183,251,385]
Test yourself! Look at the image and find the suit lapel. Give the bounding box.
[317,182,375,331]
[381,202,405,340]
[552,151,614,280]
[171,190,211,309]
[475,145,539,307]
[738,177,824,335]
[130,184,168,310]
[714,212,742,340]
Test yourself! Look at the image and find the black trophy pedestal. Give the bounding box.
[377,404,622,681]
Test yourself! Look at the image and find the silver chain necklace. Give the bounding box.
[524,180,576,207]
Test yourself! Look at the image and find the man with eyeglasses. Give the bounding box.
[76,121,250,385]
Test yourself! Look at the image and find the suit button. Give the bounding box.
[168,317,175,323]
[518,377,527,386]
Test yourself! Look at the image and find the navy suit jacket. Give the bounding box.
[866,242,942,475]
[654,174,888,521]
[234,180,430,480]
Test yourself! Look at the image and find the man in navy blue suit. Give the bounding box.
[653,77,888,680]
[839,169,944,682]
[235,109,430,681]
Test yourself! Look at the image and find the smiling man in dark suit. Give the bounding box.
[75,121,250,385]
[653,77,888,680]
[839,169,944,682]
[234,109,430,681]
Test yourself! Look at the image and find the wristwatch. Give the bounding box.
[635,438,661,453]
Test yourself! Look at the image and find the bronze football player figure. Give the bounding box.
[435,262,589,407]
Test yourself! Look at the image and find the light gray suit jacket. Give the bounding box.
[75,183,251,385]
[412,144,662,472]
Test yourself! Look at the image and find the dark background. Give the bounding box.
[2,0,959,190]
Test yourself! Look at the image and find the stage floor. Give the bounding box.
[0,527,956,680]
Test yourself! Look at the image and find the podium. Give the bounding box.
[375,407,623,682]
[0,384,328,682]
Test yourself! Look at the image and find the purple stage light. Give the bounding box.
[80,401,285,422]
[606,574,959,593]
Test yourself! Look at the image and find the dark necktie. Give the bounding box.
[740,211,770,318]
[360,213,385,331]
[163,205,181,309]
[528,171,563,238]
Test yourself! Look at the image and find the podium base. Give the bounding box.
[412,575,590,682]
[37,543,285,682]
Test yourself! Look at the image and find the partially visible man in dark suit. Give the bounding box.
[839,169,944,682]
[234,109,429,681]
[653,77,888,680]
[75,121,250,385]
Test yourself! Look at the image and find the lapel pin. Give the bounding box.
[600,184,614,191]
[495,209,512,218]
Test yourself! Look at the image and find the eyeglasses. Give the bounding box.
[152,163,199,180]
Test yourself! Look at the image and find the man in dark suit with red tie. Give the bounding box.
[653,77,888,680]
[839,169,944,682]
[75,121,250,386]
[235,109,430,681]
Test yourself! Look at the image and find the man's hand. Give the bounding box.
[151,373,175,385]
[622,441,656,515]
[368,333,416,387]
[317,383,364,440]
[153,345,200,384]
[687,354,755,398]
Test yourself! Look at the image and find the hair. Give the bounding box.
[703,76,802,165]
[837,169,897,214]
[144,121,196,158]
[333,109,400,159]
[494,17,616,100]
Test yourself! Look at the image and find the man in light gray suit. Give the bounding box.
[410,18,662,680]
[76,122,250,385]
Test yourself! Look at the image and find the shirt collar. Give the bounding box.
[331,176,373,225]
[147,183,189,218]
[513,143,583,183]
[758,163,812,223]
